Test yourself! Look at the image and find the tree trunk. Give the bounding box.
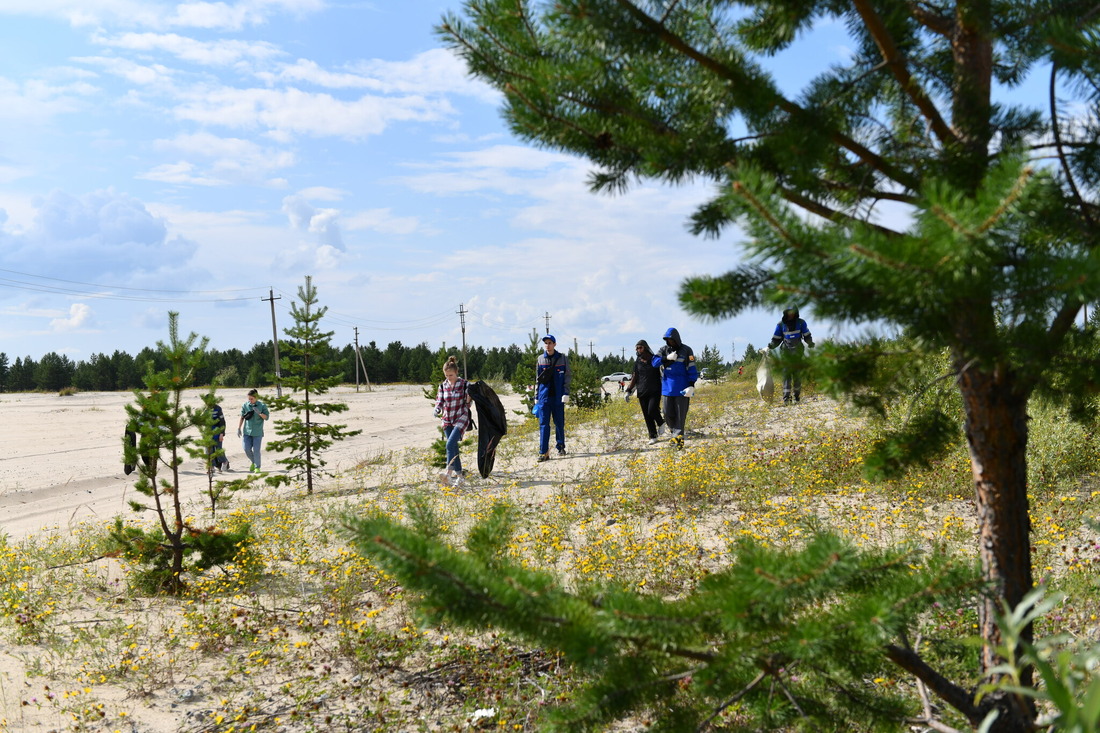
[956,362,1035,730]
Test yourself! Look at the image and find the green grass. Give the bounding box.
[2,378,1099,730]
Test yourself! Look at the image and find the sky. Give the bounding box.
[0,1,983,367]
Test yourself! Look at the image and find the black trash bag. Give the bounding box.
[467,380,507,478]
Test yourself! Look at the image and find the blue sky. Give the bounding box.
[0,2,957,367]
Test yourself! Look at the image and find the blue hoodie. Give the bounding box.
[652,327,698,396]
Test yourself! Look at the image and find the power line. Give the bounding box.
[0,267,258,294]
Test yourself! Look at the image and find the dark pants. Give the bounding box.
[782,371,801,401]
[662,395,691,440]
[637,393,664,438]
[538,399,566,454]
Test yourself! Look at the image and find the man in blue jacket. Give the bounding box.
[535,334,572,461]
[768,306,814,403]
[653,327,698,449]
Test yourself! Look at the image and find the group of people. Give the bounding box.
[528,327,701,457]
[208,310,813,485]
[523,308,813,459]
[205,388,271,475]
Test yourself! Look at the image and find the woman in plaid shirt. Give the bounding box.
[434,356,472,486]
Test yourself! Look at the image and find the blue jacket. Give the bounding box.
[769,318,813,350]
[652,327,698,397]
[535,350,571,405]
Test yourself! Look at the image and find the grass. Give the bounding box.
[2,379,1099,731]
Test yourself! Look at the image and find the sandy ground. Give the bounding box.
[0,385,514,542]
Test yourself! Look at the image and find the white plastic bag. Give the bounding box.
[756,351,774,402]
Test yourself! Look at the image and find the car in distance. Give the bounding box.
[601,372,631,383]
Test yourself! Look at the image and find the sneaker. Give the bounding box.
[648,437,659,445]
[225,461,230,472]
[657,424,668,437]
[537,453,550,463]
[250,464,259,473]
[557,448,567,456]
[672,436,684,450]
[451,475,465,488]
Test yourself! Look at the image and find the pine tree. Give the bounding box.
[266,276,361,495]
[427,3,1100,730]
[346,505,977,731]
[116,312,250,594]
[697,344,723,383]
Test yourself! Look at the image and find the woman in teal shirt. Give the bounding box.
[236,389,270,472]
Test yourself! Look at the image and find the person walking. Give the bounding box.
[204,394,229,473]
[624,339,666,444]
[767,306,814,403]
[653,327,698,449]
[433,355,472,487]
[236,388,270,472]
[535,334,571,462]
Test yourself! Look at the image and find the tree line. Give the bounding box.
[0,340,660,393]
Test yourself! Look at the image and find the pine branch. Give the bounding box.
[611,0,920,191]
[909,2,953,37]
[697,670,766,731]
[885,643,980,723]
[852,0,955,147]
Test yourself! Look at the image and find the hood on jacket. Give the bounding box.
[662,327,682,349]
[636,339,654,358]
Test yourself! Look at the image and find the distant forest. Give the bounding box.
[0,340,645,393]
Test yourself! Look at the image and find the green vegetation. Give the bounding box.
[113,312,253,594]
[436,2,1100,729]
[266,276,362,494]
[3,380,1099,730]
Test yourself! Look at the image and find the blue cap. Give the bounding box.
[543,334,556,344]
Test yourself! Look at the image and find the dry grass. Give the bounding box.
[2,378,1099,731]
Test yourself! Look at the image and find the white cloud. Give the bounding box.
[142,132,296,186]
[173,86,453,139]
[282,194,343,250]
[0,0,324,30]
[0,76,97,122]
[168,0,325,30]
[92,31,284,66]
[296,186,346,202]
[50,302,93,331]
[72,55,176,86]
[350,49,499,103]
[342,208,422,235]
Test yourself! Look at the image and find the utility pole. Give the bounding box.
[262,289,283,397]
[457,303,468,379]
[543,311,551,334]
[573,337,579,356]
[621,346,625,361]
[354,327,360,391]
[589,340,594,357]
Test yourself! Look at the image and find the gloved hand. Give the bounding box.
[433,407,442,418]
[625,392,632,403]
[561,395,570,404]
[805,338,815,348]
[236,428,242,438]
[681,386,695,398]
[666,351,678,362]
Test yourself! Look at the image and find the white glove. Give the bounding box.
[236,428,242,438]
[666,351,679,362]
[681,386,695,398]
[561,395,570,404]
